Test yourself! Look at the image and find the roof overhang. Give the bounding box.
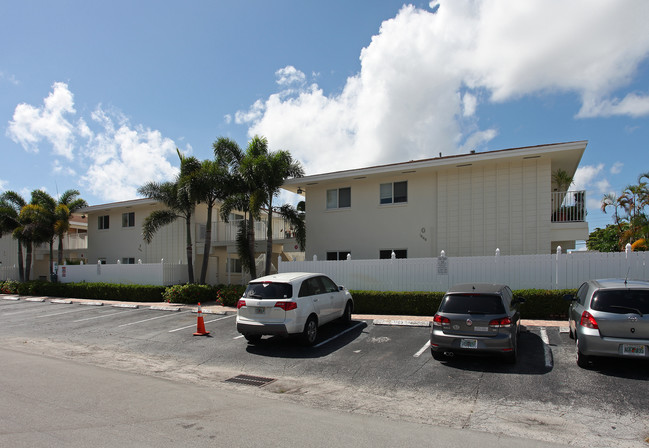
[78,198,159,213]
[282,140,588,194]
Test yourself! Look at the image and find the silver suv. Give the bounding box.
[430,283,524,363]
[566,278,649,368]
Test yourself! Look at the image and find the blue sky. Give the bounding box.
[2,0,649,236]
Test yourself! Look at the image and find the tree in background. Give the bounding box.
[590,172,649,251]
[138,150,201,283]
[0,191,28,281]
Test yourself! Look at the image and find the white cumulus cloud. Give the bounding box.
[236,0,649,176]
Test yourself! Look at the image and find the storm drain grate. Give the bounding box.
[225,374,276,387]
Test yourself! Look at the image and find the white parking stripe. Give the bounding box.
[540,327,553,368]
[313,322,364,348]
[233,335,245,339]
[117,311,188,327]
[168,314,235,333]
[34,308,97,319]
[73,311,132,322]
[414,341,431,358]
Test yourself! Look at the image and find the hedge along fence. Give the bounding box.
[0,281,575,319]
[351,288,577,319]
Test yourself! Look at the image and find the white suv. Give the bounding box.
[236,272,354,346]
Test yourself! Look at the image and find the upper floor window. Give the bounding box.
[326,187,351,209]
[121,257,135,264]
[379,249,407,259]
[327,251,350,261]
[122,212,135,228]
[380,181,407,204]
[98,215,109,230]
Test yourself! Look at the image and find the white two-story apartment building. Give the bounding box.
[282,141,589,260]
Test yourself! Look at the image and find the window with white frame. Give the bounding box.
[228,258,242,273]
[326,187,351,209]
[98,215,109,230]
[122,212,135,227]
[380,181,407,204]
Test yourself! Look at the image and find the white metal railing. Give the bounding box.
[551,190,586,223]
[34,234,88,252]
[196,217,297,244]
[279,246,648,292]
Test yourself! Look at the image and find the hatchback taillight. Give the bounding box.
[489,317,512,328]
[579,311,599,329]
[237,299,246,309]
[274,301,297,311]
[433,314,450,326]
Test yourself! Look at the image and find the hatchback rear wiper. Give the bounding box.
[248,293,265,299]
[466,310,487,315]
[609,305,644,317]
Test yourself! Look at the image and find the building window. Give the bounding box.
[98,258,107,264]
[121,257,135,264]
[379,249,408,259]
[327,251,350,261]
[228,258,242,273]
[98,215,109,230]
[380,181,407,204]
[326,187,351,209]
[122,212,135,227]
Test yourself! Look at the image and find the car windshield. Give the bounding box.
[243,282,293,300]
[591,289,649,315]
[439,294,506,314]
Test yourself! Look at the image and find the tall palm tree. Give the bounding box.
[0,191,27,281]
[17,201,51,281]
[30,190,58,277]
[183,159,232,284]
[258,148,304,275]
[54,190,87,269]
[138,150,201,283]
[214,136,262,279]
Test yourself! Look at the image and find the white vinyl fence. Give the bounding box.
[278,248,649,292]
[0,266,19,281]
[59,261,188,286]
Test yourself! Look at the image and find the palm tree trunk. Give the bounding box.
[200,204,213,284]
[185,214,195,284]
[248,215,257,279]
[57,234,64,270]
[49,240,54,277]
[25,242,32,281]
[17,241,24,282]
[265,202,273,276]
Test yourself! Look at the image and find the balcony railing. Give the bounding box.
[35,234,88,252]
[551,190,586,223]
[196,217,298,244]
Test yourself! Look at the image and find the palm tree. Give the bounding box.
[29,190,57,277]
[138,150,201,283]
[0,191,27,281]
[17,201,51,281]
[53,190,87,269]
[552,169,574,192]
[213,136,262,279]
[183,159,232,284]
[257,147,304,275]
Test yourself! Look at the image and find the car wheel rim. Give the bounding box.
[307,321,317,342]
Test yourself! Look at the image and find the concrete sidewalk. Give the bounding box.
[1,294,567,327]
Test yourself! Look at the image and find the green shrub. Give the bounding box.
[351,291,444,316]
[516,288,575,319]
[0,280,19,294]
[161,283,217,305]
[215,284,245,307]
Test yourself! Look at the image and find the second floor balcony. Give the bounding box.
[551,190,586,223]
[196,217,298,245]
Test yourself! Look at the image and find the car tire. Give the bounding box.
[244,334,262,344]
[576,337,591,368]
[302,316,318,346]
[340,301,353,324]
[431,349,445,361]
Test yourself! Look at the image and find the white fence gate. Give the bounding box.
[0,266,19,282]
[278,248,649,292]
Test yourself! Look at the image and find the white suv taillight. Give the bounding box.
[274,301,297,311]
[237,299,246,309]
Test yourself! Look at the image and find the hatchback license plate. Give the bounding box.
[622,344,645,356]
[254,307,265,315]
[461,339,478,349]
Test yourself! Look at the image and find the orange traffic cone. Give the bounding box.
[193,302,210,336]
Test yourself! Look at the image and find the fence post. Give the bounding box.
[495,248,500,284]
[347,253,352,261]
[625,243,632,277]
[277,255,282,273]
[313,255,317,261]
[555,246,562,289]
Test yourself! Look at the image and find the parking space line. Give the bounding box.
[73,310,133,322]
[313,322,364,348]
[2,305,58,317]
[168,314,235,333]
[539,327,553,368]
[117,311,188,327]
[34,308,98,319]
[413,341,431,358]
[233,335,245,339]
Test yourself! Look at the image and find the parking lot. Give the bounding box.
[1,295,648,447]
